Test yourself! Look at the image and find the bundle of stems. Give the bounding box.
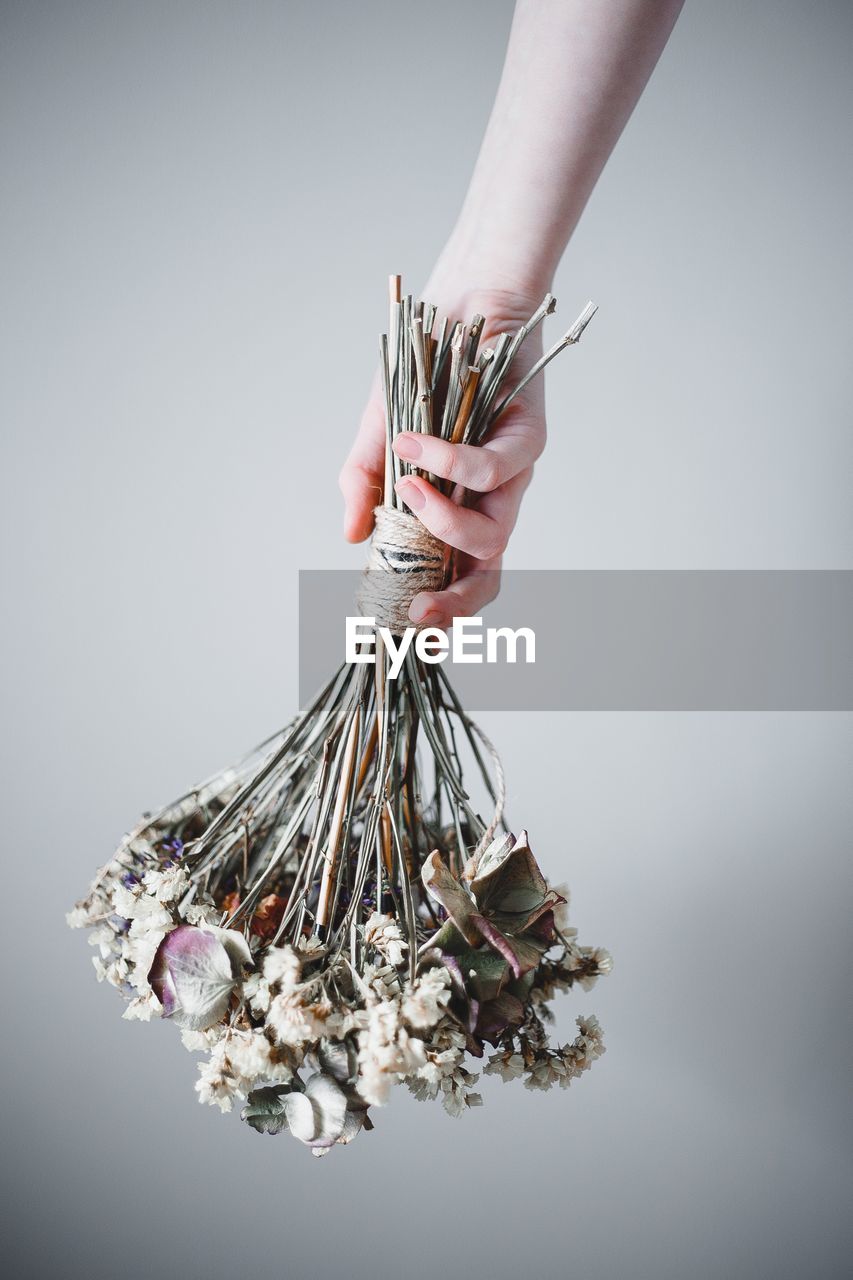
[69,278,610,1154]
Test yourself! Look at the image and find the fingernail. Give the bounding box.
[409,593,435,623]
[415,611,445,630]
[395,478,425,511]
[393,433,422,461]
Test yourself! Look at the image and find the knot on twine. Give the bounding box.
[357,506,446,634]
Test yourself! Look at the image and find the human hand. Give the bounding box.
[339,264,547,630]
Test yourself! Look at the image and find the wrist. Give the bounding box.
[425,232,553,331]
[435,190,563,302]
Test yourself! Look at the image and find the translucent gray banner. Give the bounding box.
[298,570,853,711]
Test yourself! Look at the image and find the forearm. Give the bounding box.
[438,0,684,297]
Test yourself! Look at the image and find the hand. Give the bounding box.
[339,266,547,630]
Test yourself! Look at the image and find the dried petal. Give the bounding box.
[303,1073,348,1147]
[282,1091,317,1142]
[421,850,481,946]
[453,948,510,1002]
[318,1039,358,1084]
[474,991,525,1044]
[149,924,249,1030]
[250,894,287,942]
[470,830,549,915]
[470,914,543,979]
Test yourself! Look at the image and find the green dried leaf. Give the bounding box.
[241,1086,291,1136]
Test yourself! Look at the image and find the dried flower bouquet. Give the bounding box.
[69,278,610,1155]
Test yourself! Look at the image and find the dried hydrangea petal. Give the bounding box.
[302,1073,349,1147]
[470,830,549,915]
[474,992,525,1044]
[149,924,249,1031]
[470,915,542,979]
[282,1090,317,1142]
[421,850,481,945]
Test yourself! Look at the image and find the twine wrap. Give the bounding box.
[357,506,446,634]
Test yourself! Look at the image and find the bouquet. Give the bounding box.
[69,278,610,1155]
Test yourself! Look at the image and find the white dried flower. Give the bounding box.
[408,1016,471,1106]
[110,883,149,921]
[183,901,220,926]
[484,1052,526,1083]
[400,966,451,1030]
[195,1055,240,1112]
[110,888,174,964]
[362,962,402,1000]
[122,993,159,1021]
[588,947,613,977]
[524,1057,564,1091]
[570,1013,605,1064]
[438,1070,480,1117]
[181,1027,223,1053]
[123,925,169,996]
[355,994,434,1107]
[109,957,130,987]
[364,912,407,967]
[550,882,572,933]
[296,935,326,959]
[66,905,94,929]
[142,864,191,903]
[263,945,302,992]
[325,1005,370,1039]
[196,1028,292,1112]
[522,1016,605,1091]
[243,971,272,1015]
[88,924,118,959]
[266,992,328,1048]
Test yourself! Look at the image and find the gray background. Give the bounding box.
[1,2,851,1278]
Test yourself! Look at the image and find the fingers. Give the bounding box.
[389,430,527,488]
[409,557,502,629]
[394,468,531,561]
[392,428,541,493]
[338,377,386,542]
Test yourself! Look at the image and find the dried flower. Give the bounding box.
[68,280,608,1155]
[364,912,407,967]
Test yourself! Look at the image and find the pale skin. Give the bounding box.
[339,0,684,628]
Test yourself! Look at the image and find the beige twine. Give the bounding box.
[357,506,447,634]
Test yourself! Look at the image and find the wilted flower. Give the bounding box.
[420,832,567,1044]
